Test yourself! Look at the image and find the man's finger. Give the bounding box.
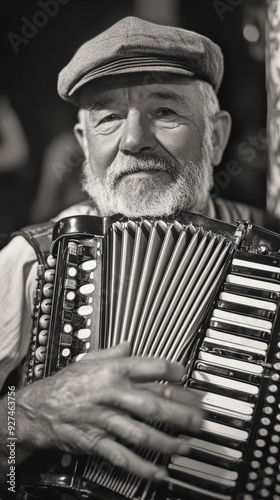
[101,386,202,432]
[111,356,185,383]
[134,382,202,407]
[93,436,167,481]
[97,410,190,456]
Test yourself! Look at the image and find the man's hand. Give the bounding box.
[16,343,202,481]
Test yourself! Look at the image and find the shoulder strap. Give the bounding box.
[11,221,54,264]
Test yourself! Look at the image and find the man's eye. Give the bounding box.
[98,114,119,124]
[156,108,176,117]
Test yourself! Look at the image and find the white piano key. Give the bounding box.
[179,436,243,459]
[201,403,252,422]
[212,309,272,331]
[171,455,238,482]
[191,389,254,415]
[206,329,268,351]
[79,260,97,271]
[226,274,280,292]
[198,351,264,374]
[163,476,232,500]
[232,258,280,273]
[219,292,276,311]
[192,370,259,395]
[202,420,249,440]
[203,336,267,356]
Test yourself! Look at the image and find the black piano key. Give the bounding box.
[191,428,247,450]
[201,340,266,362]
[203,408,251,430]
[231,266,280,281]
[189,379,257,403]
[195,360,261,385]
[209,319,270,341]
[163,476,231,500]
[223,282,279,301]
[185,447,241,471]
[167,464,235,495]
[217,300,275,320]
[233,250,280,267]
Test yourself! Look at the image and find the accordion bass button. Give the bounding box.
[35,346,47,362]
[39,314,50,329]
[43,283,53,297]
[44,269,55,282]
[47,254,56,268]
[34,364,44,378]
[38,330,48,345]
[41,299,52,314]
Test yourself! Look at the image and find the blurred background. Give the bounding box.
[0,0,276,235]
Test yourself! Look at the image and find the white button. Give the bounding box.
[68,267,77,277]
[61,348,71,358]
[80,260,97,271]
[79,283,95,295]
[77,305,93,316]
[75,329,91,340]
[75,353,87,362]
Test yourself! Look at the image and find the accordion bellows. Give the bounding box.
[22,213,280,500]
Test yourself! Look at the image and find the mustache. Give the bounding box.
[108,152,180,185]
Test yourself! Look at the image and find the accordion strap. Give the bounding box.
[11,221,54,264]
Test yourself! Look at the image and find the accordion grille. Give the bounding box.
[104,220,232,363]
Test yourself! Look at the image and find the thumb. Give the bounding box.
[85,341,131,361]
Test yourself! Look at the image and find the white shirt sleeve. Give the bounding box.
[0,236,37,390]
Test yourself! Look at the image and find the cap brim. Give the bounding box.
[67,56,195,100]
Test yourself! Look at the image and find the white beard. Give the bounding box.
[82,136,214,218]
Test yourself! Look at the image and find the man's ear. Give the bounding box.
[74,115,89,161]
[211,111,232,166]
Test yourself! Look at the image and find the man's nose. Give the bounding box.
[119,110,157,154]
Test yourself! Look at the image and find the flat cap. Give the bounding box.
[58,16,224,105]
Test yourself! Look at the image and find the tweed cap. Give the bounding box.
[58,16,224,105]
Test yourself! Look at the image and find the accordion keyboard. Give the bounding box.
[165,250,280,500]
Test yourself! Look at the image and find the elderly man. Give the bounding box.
[0,16,279,498]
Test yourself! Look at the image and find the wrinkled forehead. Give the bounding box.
[78,72,201,108]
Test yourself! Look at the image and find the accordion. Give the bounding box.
[21,212,280,500]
